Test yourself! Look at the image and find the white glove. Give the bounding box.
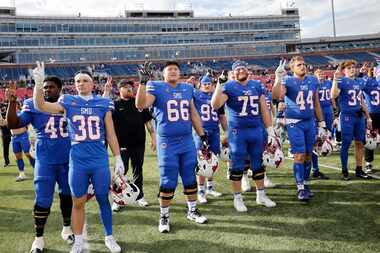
[32,61,45,89]
[114,155,125,176]
[318,121,326,128]
[275,60,287,80]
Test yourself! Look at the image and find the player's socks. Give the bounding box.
[198,184,206,194]
[159,206,170,233]
[160,206,169,216]
[206,180,213,191]
[95,194,113,236]
[340,140,350,172]
[312,153,319,173]
[187,200,197,212]
[34,205,50,237]
[304,160,312,182]
[28,157,35,168]
[16,159,24,172]
[293,163,304,185]
[59,194,72,227]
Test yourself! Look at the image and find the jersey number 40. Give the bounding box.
[45,116,69,139]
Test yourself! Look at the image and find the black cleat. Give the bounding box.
[312,171,329,180]
[341,170,350,181]
[355,169,371,179]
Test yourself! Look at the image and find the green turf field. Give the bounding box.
[0,143,379,253]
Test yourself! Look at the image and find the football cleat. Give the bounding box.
[187,208,208,224]
[304,185,314,198]
[256,192,276,208]
[196,149,219,178]
[158,215,170,233]
[70,242,83,253]
[341,170,350,181]
[198,191,207,204]
[30,237,44,253]
[16,175,26,182]
[137,197,149,207]
[312,171,329,180]
[297,189,310,202]
[365,128,379,150]
[233,196,248,212]
[61,226,75,245]
[105,236,121,253]
[206,189,222,197]
[355,169,371,179]
[263,136,284,168]
[110,175,140,206]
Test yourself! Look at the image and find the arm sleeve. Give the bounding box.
[217,105,225,115]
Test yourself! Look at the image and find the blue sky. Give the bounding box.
[1,0,379,38]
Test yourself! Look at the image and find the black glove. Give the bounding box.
[137,61,153,85]
[218,70,228,85]
[200,134,209,150]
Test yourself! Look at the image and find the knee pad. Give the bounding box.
[229,170,243,181]
[158,187,175,200]
[183,183,198,195]
[252,166,265,180]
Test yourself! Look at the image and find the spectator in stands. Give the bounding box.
[111,79,156,211]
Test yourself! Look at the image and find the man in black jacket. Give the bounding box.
[112,79,156,211]
[0,101,11,167]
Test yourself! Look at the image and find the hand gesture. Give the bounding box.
[5,81,17,102]
[104,75,113,93]
[359,62,369,74]
[218,70,228,85]
[32,61,45,89]
[137,61,153,85]
[334,65,342,80]
[275,60,287,80]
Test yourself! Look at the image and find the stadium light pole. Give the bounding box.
[331,0,337,37]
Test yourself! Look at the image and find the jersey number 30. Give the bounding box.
[73,115,101,141]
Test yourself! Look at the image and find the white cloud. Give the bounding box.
[0,0,379,38]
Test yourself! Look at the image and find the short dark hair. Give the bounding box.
[74,70,93,79]
[117,79,134,89]
[44,76,63,89]
[164,61,180,70]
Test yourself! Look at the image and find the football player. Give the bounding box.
[361,63,380,173]
[193,74,228,203]
[6,77,73,253]
[32,62,124,253]
[272,56,325,202]
[9,101,35,182]
[211,60,276,212]
[136,61,208,233]
[331,60,372,180]
[311,69,332,180]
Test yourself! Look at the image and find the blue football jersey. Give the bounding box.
[193,89,221,130]
[337,77,365,115]
[58,95,114,168]
[147,81,194,137]
[318,79,333,108]
[284,75,318,120]
[363,78,380,113]
[222,80,264,128]
[18,98,70,165]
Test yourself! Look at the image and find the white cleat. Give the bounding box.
[158,215,170,233]
[105,235,121,253]
[16,175,26,182]
[111,202,121,212]
[137,197,149,207]
[30,237,44,253]
[241,174,252,192]
[61,226,75,245]
[187,209,208,224]
[256,192,276,208]
[70,242,83,253]
[206,189,222,197]
[198,192,207,204]
[233,197,248,212]
[264,176,277,188]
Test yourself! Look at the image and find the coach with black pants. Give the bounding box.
[112,80,156,211]
[0,102,11,167]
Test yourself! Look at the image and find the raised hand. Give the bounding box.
[137,61,153,85]
[334,65,342,80]
[32,61,45,89]
[218,70,228,85]
[5,81,17,102]
[275,60,287,80]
